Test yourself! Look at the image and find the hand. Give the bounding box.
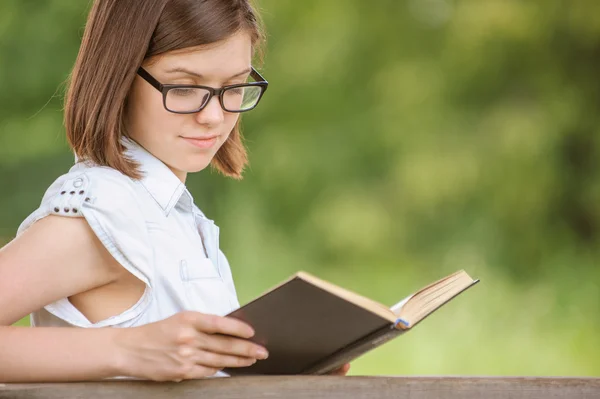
[112,311,268,381]
[326,363,351,376]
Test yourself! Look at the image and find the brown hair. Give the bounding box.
[65,0,265,180]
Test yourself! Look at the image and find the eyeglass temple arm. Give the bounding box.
[137,67,163,91]
[251,67,268,86]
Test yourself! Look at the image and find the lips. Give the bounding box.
[184,135,219,140]
[181,135,219,149]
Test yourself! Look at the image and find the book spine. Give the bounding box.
[302,324,405,375]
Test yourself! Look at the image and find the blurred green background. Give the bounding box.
[1,0,599,376]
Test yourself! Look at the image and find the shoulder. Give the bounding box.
[34,163,150,221]
[18,164,148,236]
[47,164,141,208]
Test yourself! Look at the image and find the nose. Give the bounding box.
[195,94,225,126]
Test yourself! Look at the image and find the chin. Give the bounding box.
[185,160,213,173]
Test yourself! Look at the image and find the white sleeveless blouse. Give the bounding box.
[16,138,240,373]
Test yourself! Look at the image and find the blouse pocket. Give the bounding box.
[180,258,235,316]
[180,258,221,280]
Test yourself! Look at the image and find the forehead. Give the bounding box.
[152,31,252,75]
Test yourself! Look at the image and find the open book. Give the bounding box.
[224,270,479,376]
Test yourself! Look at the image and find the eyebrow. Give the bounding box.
[165,67,252,80]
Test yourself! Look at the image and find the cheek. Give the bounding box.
[223,114,241,137]
[128,80,171,130]
[215,114,240,149]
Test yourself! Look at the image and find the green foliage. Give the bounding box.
[1,0,599,375]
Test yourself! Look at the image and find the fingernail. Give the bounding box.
[257,348,269,359]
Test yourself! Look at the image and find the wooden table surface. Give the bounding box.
[1,376,599,399]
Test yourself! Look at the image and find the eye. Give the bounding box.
[170,88,196,97]
[228,87,244,95]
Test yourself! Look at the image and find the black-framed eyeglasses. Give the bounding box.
[137,67,268,114]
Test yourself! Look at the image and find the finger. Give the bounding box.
[199,333,269,360]
[193,350,258,369]
[328,363,351,376]
[189,313,255,338]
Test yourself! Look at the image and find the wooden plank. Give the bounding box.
[1,376,599,399]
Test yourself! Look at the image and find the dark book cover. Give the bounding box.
[223,276,398,376]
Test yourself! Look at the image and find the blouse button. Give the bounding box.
[64,207,70,213]
[73,178,83,188]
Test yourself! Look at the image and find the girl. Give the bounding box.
[0,0,349,382]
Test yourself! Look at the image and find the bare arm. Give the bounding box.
[0,326,122,382]
[0,215,124,382]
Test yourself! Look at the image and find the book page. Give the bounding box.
[390,293,414,314]
[399,271,477,326]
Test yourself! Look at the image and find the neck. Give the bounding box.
[168,166,187,184]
